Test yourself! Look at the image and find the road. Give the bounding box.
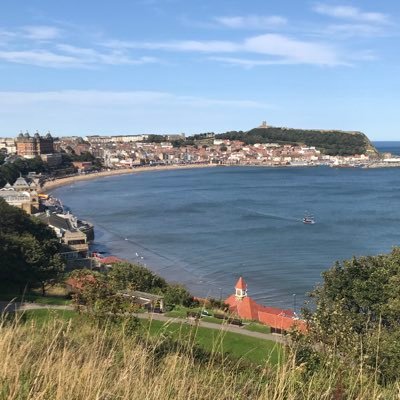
[0,301,287,344]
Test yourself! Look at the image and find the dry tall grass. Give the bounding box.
[0,312,399,400]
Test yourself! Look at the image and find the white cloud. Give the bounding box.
[103,39,238,53]
[209,56,297,68]
[313,4,389,24]
[0,24,160,68]
[104,33,345,66]
[215,15,287,29]
[0,44,158,68]
[243,34,343,65]
[22,25,62,40]
[324,24,386,38]
[0,90,268,109]
[56,44,158,65]
[0,50,80,67]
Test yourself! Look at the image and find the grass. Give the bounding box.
[201,316,225,324]
[0,285,71,306]
[18,309,78,324]
[18,309,280,365]
[244,322,272,334]
[165,305,196,318]
[142,318,282,365]
[1,309,397,399]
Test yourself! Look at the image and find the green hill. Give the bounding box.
[216,126,378,156]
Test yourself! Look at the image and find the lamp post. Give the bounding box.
[219,287,222,302]
[292,293,297,316]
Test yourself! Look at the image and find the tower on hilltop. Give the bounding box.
[259,121,268,128]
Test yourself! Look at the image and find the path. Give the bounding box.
[0,302,286,344]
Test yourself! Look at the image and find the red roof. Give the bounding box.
[258,311,307,332]
[235,276,246,290]
[225,294,260,320]
[100,256,122,264]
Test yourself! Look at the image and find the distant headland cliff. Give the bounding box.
[214,122,378,157]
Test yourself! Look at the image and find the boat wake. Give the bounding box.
[239,207,301,222]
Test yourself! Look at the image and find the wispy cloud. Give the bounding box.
[0,90,268,109]
[209,56,294,68]
[103,39,238,53]
[243,34,343,65]
[323,24,387,38]
[104,33,345,66]
[0,26,159,68]
[21,25,62,40]
[0,47,157,68]
[56,44,157,66]
[0,50,79,67]
[313,4,389,24]
[215,15,287,29]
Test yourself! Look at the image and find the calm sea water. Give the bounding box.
[52,143,400,309]
[374,141,400,155]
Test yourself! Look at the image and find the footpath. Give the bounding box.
[0,301,286,344]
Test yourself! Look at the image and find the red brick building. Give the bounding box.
[225,277,307,334]
[16,131,54,158]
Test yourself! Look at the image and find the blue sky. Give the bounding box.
[0,0,399,139]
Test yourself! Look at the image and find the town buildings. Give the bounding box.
[0,138,17,154]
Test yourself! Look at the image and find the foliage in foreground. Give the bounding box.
[0,198,64,294]
[294,247,400,385]
[69,263,195,312]
[0,312,399,400]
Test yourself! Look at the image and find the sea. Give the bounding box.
[51,142,400,309]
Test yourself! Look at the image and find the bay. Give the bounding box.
[52,161,400,310]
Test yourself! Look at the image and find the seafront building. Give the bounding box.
[35,211,95,268]
[0,176,39,214]
[16,131,54,158]
[225,277,306,333]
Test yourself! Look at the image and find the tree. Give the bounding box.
[69,269,140,332]
[163,284,193,306]
[0,198,64,293]
[108,262,167,292]
[295,248,400,383]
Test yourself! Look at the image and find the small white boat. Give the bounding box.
[303,212,315,224]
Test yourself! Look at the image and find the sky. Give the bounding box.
[0,0,399,139]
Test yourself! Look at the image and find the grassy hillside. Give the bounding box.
[216,127,378,156]
[1,311,398,399]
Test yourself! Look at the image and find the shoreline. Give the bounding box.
[41,162,400,193]
[43,163,400,308]
[42,163,218,192]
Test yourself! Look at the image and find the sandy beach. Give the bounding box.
[42,163,218,192]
